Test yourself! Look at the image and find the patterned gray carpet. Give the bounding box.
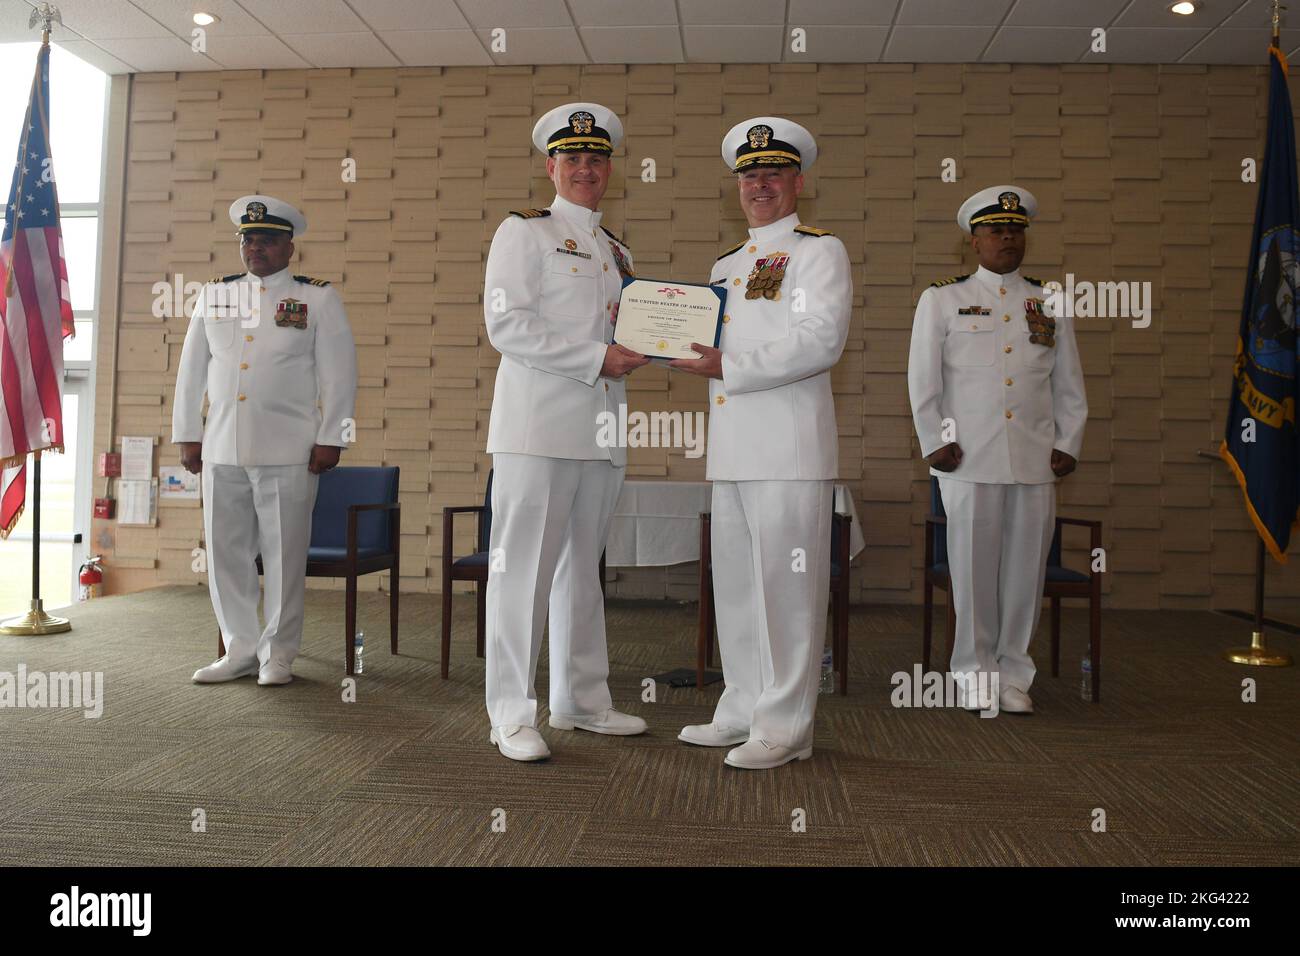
[0,585,1296,866]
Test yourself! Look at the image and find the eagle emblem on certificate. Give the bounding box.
[745,253,789,300]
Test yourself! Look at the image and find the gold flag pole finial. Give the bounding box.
[1273,0,1284,46]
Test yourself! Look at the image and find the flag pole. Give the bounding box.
[1223,0,1292,666]
[0,2,69,637]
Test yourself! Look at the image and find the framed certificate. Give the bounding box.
[614,278,726,361]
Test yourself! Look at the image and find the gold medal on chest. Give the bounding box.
[745,252,789,300]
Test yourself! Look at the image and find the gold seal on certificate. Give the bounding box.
[613,279,727,361]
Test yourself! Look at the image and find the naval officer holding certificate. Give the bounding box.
[671,118,853,770]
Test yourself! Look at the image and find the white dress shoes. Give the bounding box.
[257,660,294,686]
[999,686,1034,714]
[548,708,647,736]
[192,655,258,683]
[678,722,750,747]
[724,738,813,770]
[490,725,551,762]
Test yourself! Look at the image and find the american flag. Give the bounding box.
[0,41,74,539]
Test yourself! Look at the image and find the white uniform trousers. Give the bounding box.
[485,453,624,728]
[202,462,319,668]
[710,479,833,748]
[937,477,1056,694]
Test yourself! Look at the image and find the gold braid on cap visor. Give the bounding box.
[968,211,1029,228]
[733,149,802,171]
[547,135,613,152]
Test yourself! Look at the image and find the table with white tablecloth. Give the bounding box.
[604,480,864,568]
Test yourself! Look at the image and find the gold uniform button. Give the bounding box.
[603,263,609,271]
[734,278,741,286]
[240,362,249,370]
[571,266,578,273]
[748,245,757,253]
[722,314,730,324]
[1004,345,1013,353]
[970,324,978,330]
[716,395,726,405]
[1003,314,1011,322]
[999,287,1006,296]
[1005,410,1013,419]
[238,394,247,402]
[604,383,609,391]
[1005,377,1013,386]
[245,335,254,342]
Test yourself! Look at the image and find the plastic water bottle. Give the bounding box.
[818,646,834,695]
[354,630,365,674]
[1080,653,1091,701]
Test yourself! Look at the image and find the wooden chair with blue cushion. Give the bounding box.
[217,465,401,676]
[440,468,606,679]
[922,475,1102,702]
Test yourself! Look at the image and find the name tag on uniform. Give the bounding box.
[275,297,308,329]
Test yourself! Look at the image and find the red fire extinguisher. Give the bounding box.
[79,555,104,601]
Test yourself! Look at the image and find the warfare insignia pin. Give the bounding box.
[564,239,577,251]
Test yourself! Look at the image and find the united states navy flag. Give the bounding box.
[1221,44,1300,562]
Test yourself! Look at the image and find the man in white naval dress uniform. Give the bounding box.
[174,195,357,686]
[672,118,853,769]
[482,102,650,762]
[907,185,1087,714]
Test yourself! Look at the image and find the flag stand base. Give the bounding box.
[1224,631,1291,667]
[0,599,71,635]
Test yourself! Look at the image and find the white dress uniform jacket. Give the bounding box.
[707,213,853,480]
[484,195,631,463]
[907,265,1086,484]
[172,266,358,462]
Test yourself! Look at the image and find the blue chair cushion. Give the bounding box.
[930,562,1088,586]
[309,545,389,563]
[311,466,399,553]
[453,551,489,570]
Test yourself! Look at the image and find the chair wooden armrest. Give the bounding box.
[441,505,485,566]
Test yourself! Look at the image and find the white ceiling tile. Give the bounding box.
[94,35,220,70]
[280,32,401,68]
[379,29,492,66]
[568,0,679,28]
[897,0,1015,27]
[884,25,997,61]
[41,0,171,39]
[1222,0,1294,28]
[477,27,587,64]
[782,26,890,61]
[679,0,786,26]
[1004,0,1131,28]
[682,24,784,60]
[236,0,367,36]
[1182,27,1278,63]
[202,33,311,70]
[457,0,575,29]
[347,0,472,31]
[788,0,900,25]
[580,26,683,63]
[1112,0,1237,29]
[55,39,132,74]
[1080,26,1207,61]
[984,25,1093,61]
[128,0,269,38]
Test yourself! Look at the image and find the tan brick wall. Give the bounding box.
[90,62,1300,612]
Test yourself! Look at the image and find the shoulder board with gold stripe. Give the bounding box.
[794,225,834,238]
[1023,275,1045,287]
[715,240,746,262]
[930,274,971,288]
[293,275,330,286]
[600,225,628,248]
[509,208,551,219]
[210,272,247,283]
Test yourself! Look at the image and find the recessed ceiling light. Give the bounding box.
[193,12,219,26]
[1169,1,1198,15]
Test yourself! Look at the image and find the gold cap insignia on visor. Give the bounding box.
[570,111,594,134]
[247,201,266,221]
[747,125,773,149]
[999,191,1020,210]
